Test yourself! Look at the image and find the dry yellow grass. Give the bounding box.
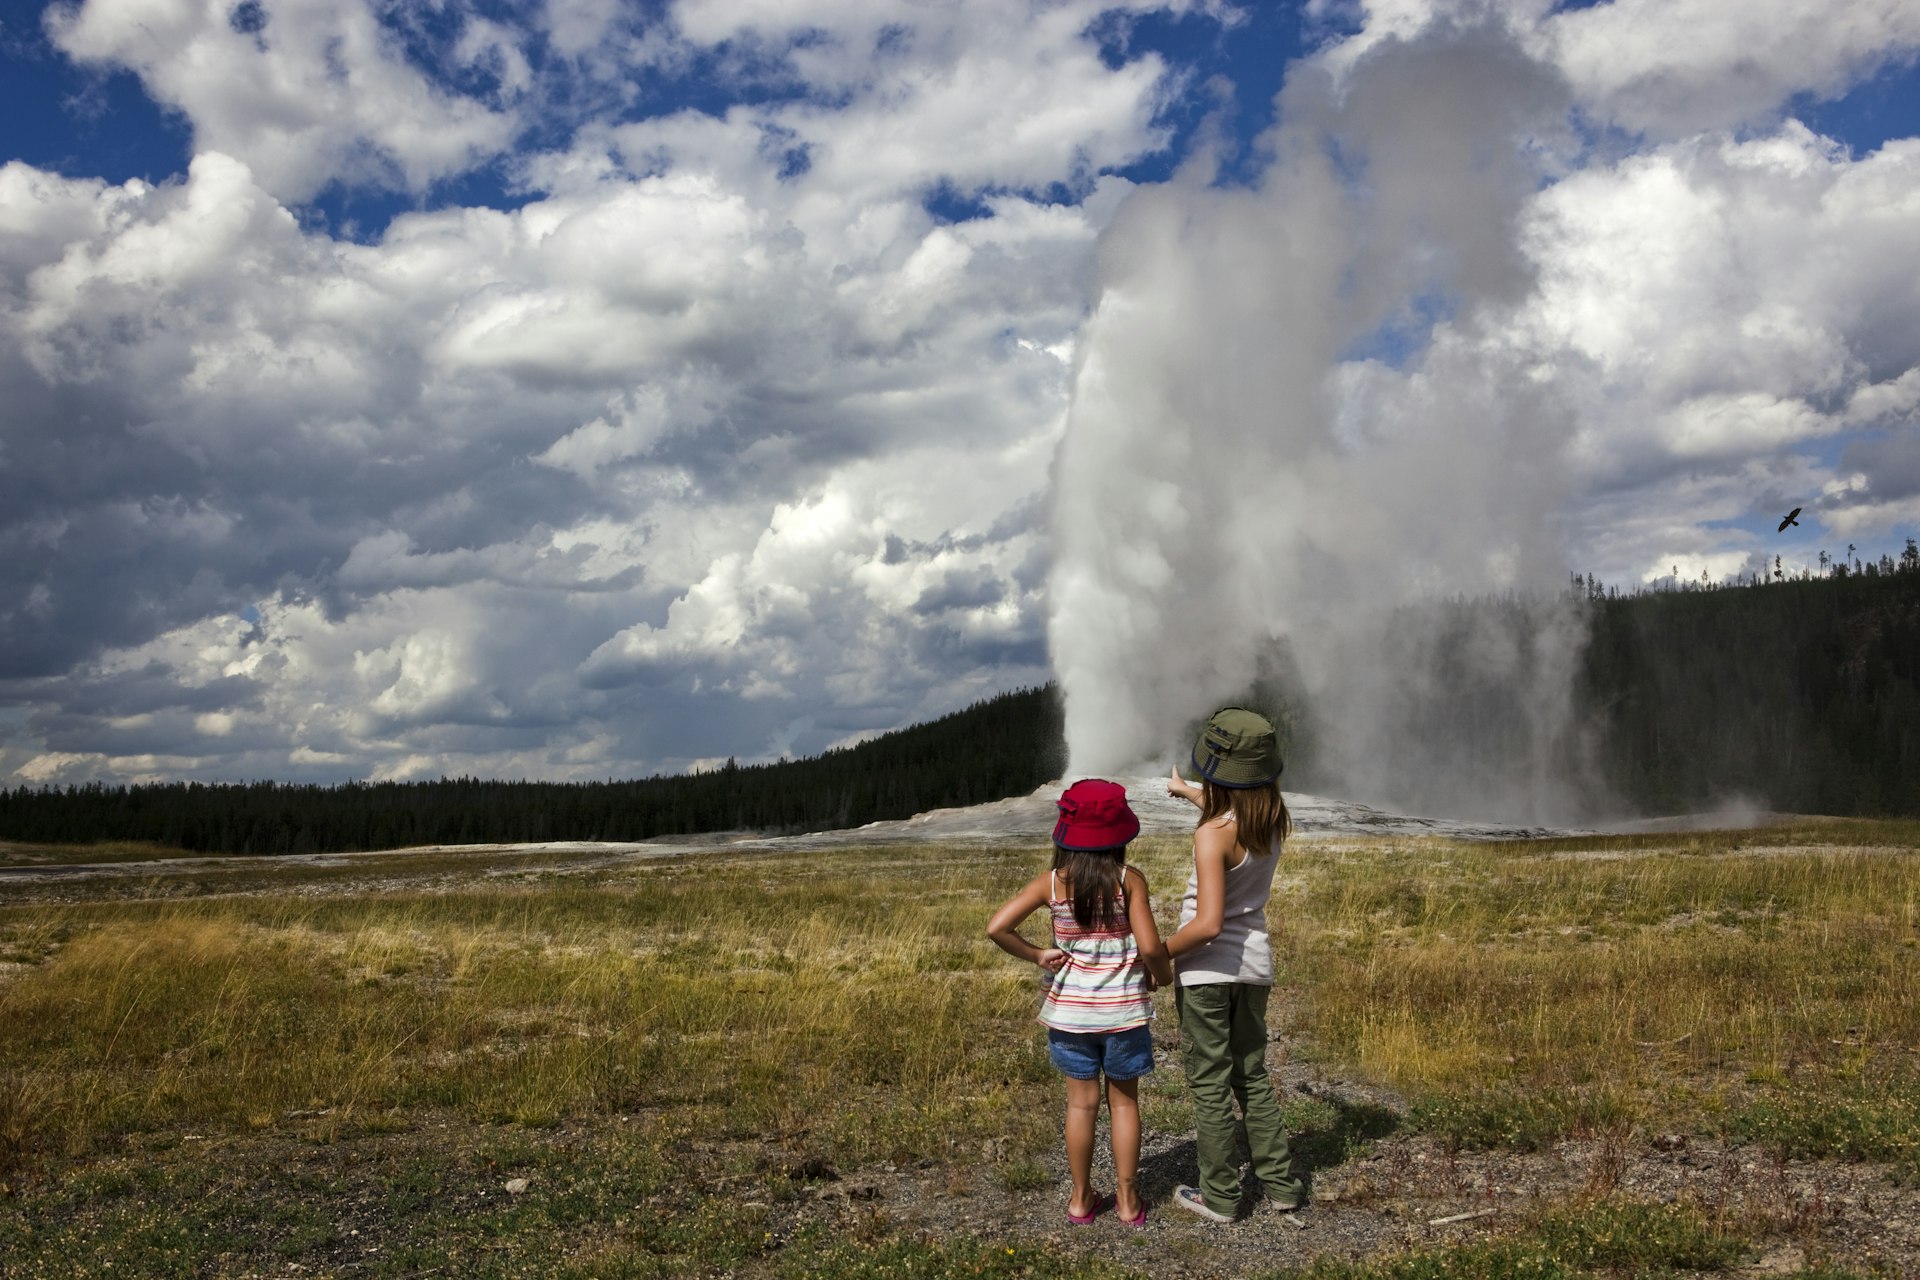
[0,847,1063,1171]
[1258,823,1920,1149]
[5,819,1919,1177]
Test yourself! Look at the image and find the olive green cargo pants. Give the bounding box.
[1175,981,1303,1216]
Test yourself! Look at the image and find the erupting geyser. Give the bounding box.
[1047,27,1594,823]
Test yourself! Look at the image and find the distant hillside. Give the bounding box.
[0,686,1064,855]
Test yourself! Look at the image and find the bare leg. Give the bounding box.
[1106,1075,1143,1220]
[1063,1075,1103,1216]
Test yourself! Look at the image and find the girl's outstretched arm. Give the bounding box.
[987,871,1065,971]
[1164,820,1235,957]
[1124,866,1174,986]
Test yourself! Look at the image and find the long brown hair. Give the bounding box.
[1051,846,1127,930]
[1199,779,1290,854]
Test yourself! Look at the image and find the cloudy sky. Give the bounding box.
[2,0,1917,789]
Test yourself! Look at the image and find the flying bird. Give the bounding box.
[1777,507,1801,532]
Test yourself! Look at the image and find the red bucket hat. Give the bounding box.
[1052,779,1141,850]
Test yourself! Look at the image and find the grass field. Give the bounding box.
[2,821,1917,1276]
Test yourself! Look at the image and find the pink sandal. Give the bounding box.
[1067,1192,1114,1225]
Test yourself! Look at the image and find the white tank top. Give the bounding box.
[1175,817,1281,987]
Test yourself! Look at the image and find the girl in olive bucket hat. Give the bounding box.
[1162,708,1305,1222]
[987,779,1173,1226]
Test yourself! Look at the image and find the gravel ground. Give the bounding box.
[9,1040,1914,1277]
[23,1107,1909,1279]
[797,1039,1920,1278]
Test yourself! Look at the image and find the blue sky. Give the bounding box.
[1,0,1917,787]
[2,1,1332,224]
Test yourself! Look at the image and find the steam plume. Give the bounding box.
[1048,27,1591,820]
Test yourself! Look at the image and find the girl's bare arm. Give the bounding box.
[1164,821,1234,957]
[987,871,1063,969]
[1124,867,1174,985]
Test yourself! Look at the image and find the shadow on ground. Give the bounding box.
[1137,1095,1403,1213]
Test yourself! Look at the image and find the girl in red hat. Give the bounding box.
[987,778,1173,1226]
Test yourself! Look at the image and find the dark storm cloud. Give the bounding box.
[913,567,1006,613]
[1839,425,1920,501]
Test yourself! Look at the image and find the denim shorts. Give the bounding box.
[1046,1023,1155,1081]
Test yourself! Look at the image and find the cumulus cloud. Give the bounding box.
[1520,127,1920,565]
[47,0,521,202]
[5,0,1919,795]
[2,0,1171,785]
[1545,0,1920,136]
[1319,0,1920,136]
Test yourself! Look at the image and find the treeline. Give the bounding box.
[1288,551,1920,820]
[0,686,1063,854]
[1579,558,1920,816]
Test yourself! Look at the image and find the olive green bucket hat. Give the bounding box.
[1190,707,1283,789]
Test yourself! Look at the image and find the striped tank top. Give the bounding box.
[1037,868,1153,1034]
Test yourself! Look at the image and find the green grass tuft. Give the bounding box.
[1411,1088,1635,1153]
[776,1233,1144,1280]
[1725,1066,1920,1178]
[1266,1198,1746,1279]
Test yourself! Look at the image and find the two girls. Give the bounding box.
[987,708,1299,1226]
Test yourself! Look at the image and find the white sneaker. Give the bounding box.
[1171,1184,1233,1223]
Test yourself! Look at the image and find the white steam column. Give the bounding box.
[1047,29,1588,820]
